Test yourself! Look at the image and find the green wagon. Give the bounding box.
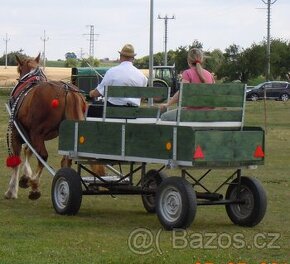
[52,83,267,230]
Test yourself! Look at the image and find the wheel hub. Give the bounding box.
[232,186,254,218]
[160,187,182,222]
[55,178,70,209]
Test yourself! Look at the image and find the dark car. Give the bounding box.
[246,81,290,101]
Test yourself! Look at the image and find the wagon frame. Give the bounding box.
[52,83,267,230]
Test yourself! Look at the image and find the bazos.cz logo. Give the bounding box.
[172,230,281,250]
[127,228,281,255]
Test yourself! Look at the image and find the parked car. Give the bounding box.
[246,81,290,101]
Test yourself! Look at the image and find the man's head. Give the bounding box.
[118,44,136,61]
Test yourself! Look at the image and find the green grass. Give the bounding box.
[0,95,289,264]
[46,60,66,67]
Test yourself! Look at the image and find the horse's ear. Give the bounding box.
[35,53,41,63]
[15,55,22,65]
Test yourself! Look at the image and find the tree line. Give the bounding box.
[1,38,289,84]
[0,51,100,68]
[134,39,290,84]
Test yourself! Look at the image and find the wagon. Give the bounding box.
[52,82,267,230]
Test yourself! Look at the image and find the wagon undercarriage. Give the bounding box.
[52,158,267,230]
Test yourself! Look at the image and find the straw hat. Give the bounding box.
[118,44,136,58]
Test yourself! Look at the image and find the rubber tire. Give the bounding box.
[51,168,82,215]
[141,170,166,213]
[156,177,197,230]
[250,93,259,101]
[280,93,289,102]
[225,176,267,227]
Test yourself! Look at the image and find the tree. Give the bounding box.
[65,58,78,68]
[204,49,224,74]
[65,52,77,60]
[0,50,28,66]
[216,44,243,82]
[268,38,290,79]
[174,45,189,73]
[80,56,100,67]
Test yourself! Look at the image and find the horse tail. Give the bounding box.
[64,85,87,121]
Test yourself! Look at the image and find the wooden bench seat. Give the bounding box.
[158,82,246,129]
[86,83,246,129]
[86,85,169,122]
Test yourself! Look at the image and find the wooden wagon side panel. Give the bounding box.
[77,122,123,155]
[125,124,173,160]
[192,128,265,167]
[59,120,75,152]
[176,126,195,162]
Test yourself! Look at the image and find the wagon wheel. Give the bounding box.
[51,168,82,215]
[225,176,267,227]
[156,177,197,230]
[141,169,166,213]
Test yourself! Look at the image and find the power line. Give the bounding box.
[158,14,175,66]
[261,0,278,81]
[3,33,10,69]
[83,25,99,58]
[40,30,49,70]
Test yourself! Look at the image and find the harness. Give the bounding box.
[6,67,47,166]
[6,68,85,167]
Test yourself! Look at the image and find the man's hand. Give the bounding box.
[89,89,98,98]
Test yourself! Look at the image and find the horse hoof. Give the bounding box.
[19,176,30,189]
[4,191,17,199]
[28,191,41,200]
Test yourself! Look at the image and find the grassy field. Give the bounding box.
[0,66,71,88]
[0,87,289,263]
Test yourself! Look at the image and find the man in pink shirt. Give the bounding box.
[160,48,215,121]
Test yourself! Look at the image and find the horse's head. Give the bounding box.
[16,53,41,79]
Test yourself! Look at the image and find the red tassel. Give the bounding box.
[51,99,59,108]
[6,155,22,167]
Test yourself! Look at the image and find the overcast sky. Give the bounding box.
[0,0,289,61]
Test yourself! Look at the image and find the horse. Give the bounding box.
[5,54,105,200]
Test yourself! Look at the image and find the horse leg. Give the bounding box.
[28,137,48,200]
[5,166,21,199]
[90,164,106,176]
[19,145,33,189]
[5,132,22,199]
[61,155,72,168]
[28,160,44,200]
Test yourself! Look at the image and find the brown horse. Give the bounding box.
[5,54,104,200]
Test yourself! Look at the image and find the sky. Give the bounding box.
[0,0,289,61]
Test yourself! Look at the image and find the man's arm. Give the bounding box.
[89,69,112,98]
[89,89,102,98]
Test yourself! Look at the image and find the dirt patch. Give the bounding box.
[0,66,71,87]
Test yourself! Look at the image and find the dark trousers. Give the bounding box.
[87,101,136,118]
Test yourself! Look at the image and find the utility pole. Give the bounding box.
[3,33,10,69]
[79,48,85,60]
[84,25,99,58]
[40,30,49,70]
[148,0,154,106]
[158,14,175,66]
[261,0,278,81]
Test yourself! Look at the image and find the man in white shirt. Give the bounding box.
[89,44,148,108]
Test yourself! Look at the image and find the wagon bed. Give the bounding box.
[53,83,267,230]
